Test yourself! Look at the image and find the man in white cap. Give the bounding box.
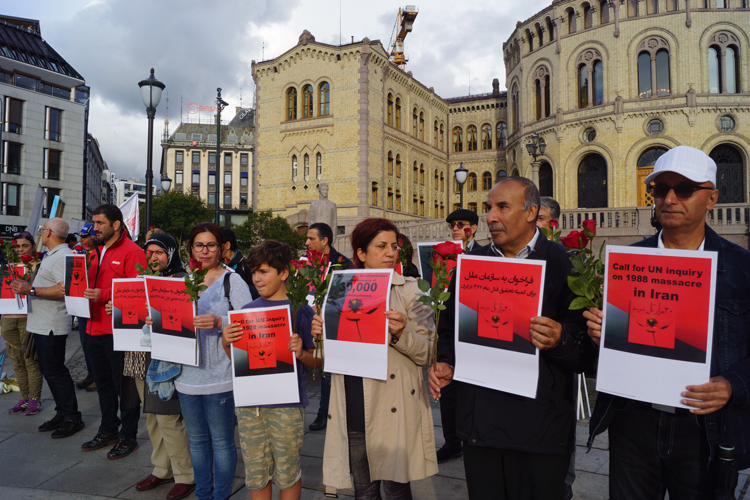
[584,145,750,499]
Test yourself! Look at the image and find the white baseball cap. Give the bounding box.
[644,146,717,187]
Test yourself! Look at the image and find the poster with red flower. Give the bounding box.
[64,255,90,318]
[0,265,27,314]
[598,246,716,408]
[454,255,545,398]
[228,305,299,406]
[144,276,199,366]
[322,269,393,380]
[112,278,150,352]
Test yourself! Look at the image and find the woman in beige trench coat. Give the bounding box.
[312,218,438,500]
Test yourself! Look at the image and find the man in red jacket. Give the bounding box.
[82,204,148,459]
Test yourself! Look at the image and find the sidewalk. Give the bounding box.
[0,334,744,499]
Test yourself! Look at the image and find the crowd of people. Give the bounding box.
[1,145,749,500]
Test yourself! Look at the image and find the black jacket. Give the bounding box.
[437,233,595,455]
[329,246,353,270]
[228,251,259,300]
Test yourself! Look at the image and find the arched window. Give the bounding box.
[387,93,393,126]
[302,84,313,118]
[396,190,401,211]
[372,182,378,205]
[304,153,310,181]
[440,124,445,150]
[420,196,425,215]
[600,0,610,23]
[576,49,603,108]
[667,0,678,11]
[467,173,478,192]
[539,162,553,197]
[511,84,519,133]
[627,0,638,17]
[481,123,493,149]
[413,108,418,136]
[319,82,330,115]
[434,120,439,147]
[388,151,394,175]
[567,8,577,33]
[291,155,298,181]
[536,23,543,46]
[453,126,463,153]
[593,61,603,105]
[413,162,418,183]
[467,125,478,151]
[496,122,508,149]
[637,37,671,98]
[286,87,297,120]
[533,66,551,119]
[420,164,425,185]
[578,65,589,108]
[482,171,493,190]
[637,146,668,206]
[546,17,555,42]
[497,170,507,182]
[583,3,593,29]
[577,154,608,208]
[716,0,726,7]
[710,144,745,203]
[709,32,741,94]
[440,172,445,192]
[316,152,322,180]
[526,29,534,51]
[646,0,657,15]
[434,169,439,188]
[419,111,425,140]
[387,188,393,209]
[396,154,402,177]
[395,98,402,129]
[511,168,520,177]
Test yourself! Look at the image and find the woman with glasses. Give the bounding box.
[175,222,252,500]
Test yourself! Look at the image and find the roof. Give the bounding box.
[446,90,507,104]
[0,17,84,80]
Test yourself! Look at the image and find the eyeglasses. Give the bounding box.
[448,221,470,229]
[14,231,33,239]
[192,242,220,252]
[649,182,714,200]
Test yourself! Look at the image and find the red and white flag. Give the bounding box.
[119,194,140,241]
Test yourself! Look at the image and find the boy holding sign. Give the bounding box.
[222,240,317,500]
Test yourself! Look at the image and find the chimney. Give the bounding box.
[236,106,242,114]
[492,78,500,95]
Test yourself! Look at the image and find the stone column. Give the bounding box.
[532,160,541,187]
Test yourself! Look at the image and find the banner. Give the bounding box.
[64,255,90,318]
[597,246,717,408]
[144,276,198,366]
[119,194,140,242]
[322,269,393,380]
[416,241,462,286]
[0,265,27,314]
[229,305,300,406]
[112,278,150,352]
[454,255,545,398]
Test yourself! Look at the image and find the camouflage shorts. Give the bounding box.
[236,406,305,491]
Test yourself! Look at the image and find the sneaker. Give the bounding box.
[39,414,64,432]
[8,399,28,415]
[75,374,94,389]
[107,438,139,460]
[436,442,463,463]
[81,432,118,451]
[52,419,85,439]
[24,398,42,415]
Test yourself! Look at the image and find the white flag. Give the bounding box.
[119,194,140,241]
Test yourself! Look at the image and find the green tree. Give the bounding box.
[138,191,213,249]
[232,211,305,256]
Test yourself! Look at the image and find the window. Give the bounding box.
[192,171,200,185]
[434,121,439,147]
[533,66,551,118]
[240,193,248,206]
[481,124,492,149]
[482,172,493,190]
[526,29,534,51]
[496,122,507,149]
[453,203,461,212]
[240,174,248,186]
[420,197,424,216]
[45,149,60,180]
[286,87,297,120]
[7,98,22,134]
[709,32,741,94]
[44,188,60,218]
[6,142,21,174]
[440,124,444,150]
[601,0,610,22]
[192,151,200,164]
[319,82,330,115]
[46,108,62,141]
[468,202,478,213]
[208,152,216,164]
[435,169,439,188]
[420,164,425,185]
[440,172,445,192]
[647,119,664,134]
[719,115,735,132]
[567,8,576,33]
[583,3,593,28]
[396,154,401,177]
[386,93,394,126]
[395,98,402,129]
[419,112,425,140]
[434,202,439,218]
[3,183,20,216]
[208,192,216,206]
[579,65,589,108]
[372,182,378,205]
[511,84,519,133]
[208,172,216,186]
[224,192,231,207]
[292,155,298,181]
[667,0,678,10]
[316,152,322,179]
[646,0,657,14]
[539,162,553,197]
[414,196,419,214]
[192,134,201,141]
[576,49,603,107]
[497,170,507,182]
[224,171,231,187]
[240,153,248,166]
[628,0,638,16]
[716,0,726,6]
[388,152,394,175]
[176,151,184,163]
[440,204,445,218]
[413,108,418,137]
[388,188,393,209]
[176,170,184,185]
[224,153,232,166]
[467,126,477,151]
[304,154,310,181]
[303,84,313,118]
[413,162,418,183]
[637,37,670,98]
[453,127,464,153]
[208,134,217,142]
[176,133,186,141]
[584,127,597,142]
[467,173,478,191]
[396,190,401,211]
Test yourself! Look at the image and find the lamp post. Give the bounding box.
[138,68,165,231]
[525,133,546,187]
[214,88,228,225]
[161,175,172,194]
[454,162,468,209]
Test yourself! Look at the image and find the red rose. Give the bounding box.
[146,250,154,258]
[432,241,463,260]
[306,249,322,265]
[150,226,154,231]
[464,227,471,237]
[11,239,17,246]
[398,238,404,248]
[560,230,589,249]
[20,254,33,263]
[320,253,330,267]
[582,219,596,238]
[289,259,306,271]
[549,219,559,230]
[189,258,202,270]
[223,258,230,265]
[431,253,443,270]
[74,244,84,252]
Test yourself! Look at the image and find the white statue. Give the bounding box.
[309,183,337,233]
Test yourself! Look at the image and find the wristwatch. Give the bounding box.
[29,287,36,297]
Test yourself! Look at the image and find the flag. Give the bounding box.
[119,194,140,241]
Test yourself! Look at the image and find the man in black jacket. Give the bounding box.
[221,228,259,300]
[429,177,595,499]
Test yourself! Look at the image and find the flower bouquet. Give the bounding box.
[560,219,604,310]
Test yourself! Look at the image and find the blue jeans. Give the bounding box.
[178,391,237,500]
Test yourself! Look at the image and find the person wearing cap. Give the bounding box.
[446,208,482,252]
[585,145,750,499]
[72,223,97,391]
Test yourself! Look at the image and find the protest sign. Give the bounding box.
[454,255,545,398]
[416,241,462,286]
[229,305,299,406]
[144,276,198,366]
[598,245,717,408]
[322,269,393,380]
[64,255,89,318]
[0,265,27,314]
[112,278,150,352]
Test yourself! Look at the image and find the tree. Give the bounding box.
[232,211,305,256]
[138,191,213,249]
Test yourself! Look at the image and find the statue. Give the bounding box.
[309,183,337,234]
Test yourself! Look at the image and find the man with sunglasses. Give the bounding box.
[585,146,750,499]
[447,209,482,253]
[82,204,148,460]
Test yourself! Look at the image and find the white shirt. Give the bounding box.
[657,230,705,251]
[489,228,541,259]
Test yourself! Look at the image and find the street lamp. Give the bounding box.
[161,175,172,193]
[214,88,228,225]
[454,162,468,209]
[138,68,165,231]
[525,133,546,187]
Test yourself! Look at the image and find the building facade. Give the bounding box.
[0,16,89,236]
[85,133,107,218]
[113,176,156,207]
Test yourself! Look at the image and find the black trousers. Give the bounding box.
[34,332,80,421]
[439,381,459,446]
[463,444,569,500]
[88,334,140,439]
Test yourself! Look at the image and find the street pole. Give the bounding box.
[215,88,222,225]
[145,103,155,231]
[459,183,464,209]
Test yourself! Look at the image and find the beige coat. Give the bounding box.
[323,272,438,491]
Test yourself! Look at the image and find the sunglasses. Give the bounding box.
[13,231,33,239]
[448,221,471,229]
[648,182,714,200]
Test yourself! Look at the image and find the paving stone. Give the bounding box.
[435,455,466,480]
[571,470,609,500]
[0,453,78,488]
[0,431,15,443]
[301,430,326,458]
[0,486,113,499]
[410,472,469,499]
[38,462,153,496]
[575,446,609,473]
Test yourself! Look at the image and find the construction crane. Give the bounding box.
[388,5,418,69]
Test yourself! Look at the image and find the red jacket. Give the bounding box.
[87,230,147,336]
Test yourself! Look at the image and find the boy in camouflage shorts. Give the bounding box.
[222,241,318,499]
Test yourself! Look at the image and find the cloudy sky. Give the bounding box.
[7,0,549,180]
